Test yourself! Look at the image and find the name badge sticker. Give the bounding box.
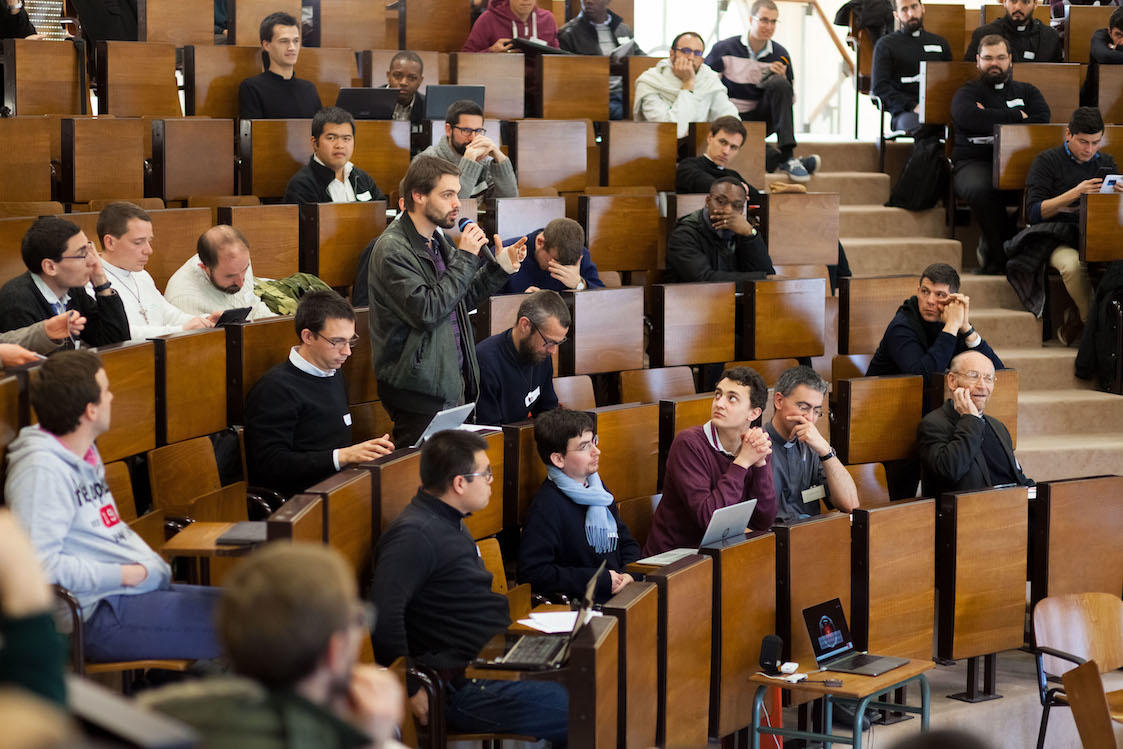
[356,191,373,201]
[1006,98,1025,108]
[923,44,943,52]
[344,413,353,426]
[802,485,827,504]
[1022,51,1035,59]
[524,386,541,408]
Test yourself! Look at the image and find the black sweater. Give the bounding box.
[950,76,1050,162]
[1026,144,1118,224]
[557,10,641,55]
[867,296,1003,376]
[0,272,129,348]
[675,156,763,201]
[238,70,322,120]
[474,329,557,425]
[871,28,952,116]
[244,359,352,497]
[964,15,1062,62]
[517,479,642,604]
[1081,28,1123,106]
[283,156,386,204]
[370,491,510,673]
[666,209,774,284]
[0,6,35,38]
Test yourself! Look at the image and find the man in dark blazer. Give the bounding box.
[917,350,1032,498]
[0,217,129,348]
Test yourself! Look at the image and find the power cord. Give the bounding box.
[759,702,783,749]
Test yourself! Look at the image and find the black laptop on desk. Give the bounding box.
[802,598,909,677]
[335,87,400,120]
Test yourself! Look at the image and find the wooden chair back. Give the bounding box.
[137,0,212,45]
[342,308,379,405]
[921,61,1080,124]
[832,375,924,464]
[312,0,393,50]
[615,495,658,550]
[658,393,713,487]
[363,448,421,536]
[349,401,394,443]
[237,118,312,199]
[1034,592,1123,676]
[95,41,181,117]
[624,56,660,118]
[980,3,1049,24]
[61,118,145,203]
[476,537,508,594]
[352,120,412,206]
[723,358,799,388]
[0,375,22,505]
[619,367,695,404]
[492,196,567,243]
[0,200,63,218]
[559,287,645,375]
[152,329,227,446]
[507,119,589,193]
[1,38,87,115]
[0,118,52,200]
[182,44,261,118]
[450,52,525,119]
[995,124,1123,189]
[553,374,596,410]
[689,121,768,188]
[227,0,301,46]
[1100,66,1123,125]
[186,194,260,224]
[95,343,156,463]
[501,421,546,527]
[298,201,387,288]
[578,193,659,272]
[768,193,839,265]
[0,217,35,282]
[1061,660,1119,749]
[398,0,472,52]
[647,283,736,367]
[845,462,890,508]
[147,435,223,512]
[591,403,659,501]
[922,3,966,56]
[266,493,325,544]
[151,118,235,201]
[142,207,215,291]
[216,203,300,281]
[224,315,296,424]
[306,469,373,576]
[600,121,676,190]
[464,431,506,540]
[1081,193,1123,263]
[536,55,609,120]
[838,275,917,354]
[1065,6,1116,63]
[741,278,826,359]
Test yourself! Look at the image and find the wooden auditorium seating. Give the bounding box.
[647,283,736,368]
[491,196,566,239]
[1061,660,1123,749]
[1,38,88,116]
[558,287,644,375]
[61,117,146,204]
[104,460,167,552]
[689,121,769,188]
[600,121,676,190]
[146,436,252,522]
[578,193,659,274]
[0,217,37,281]
[535,55,610,120]
[351,120,412,202]
[143,207,214,290]
[216,203,300,280]
[839,275,917,354]
[186,195,261,223]
[657,392,712,485]
[308,0,394,50]
[1081,193,1123,262]
[624,56,660,117]
[0,200,63,218]
[304,469,373,576]
[724,358,801,387]
[227,0,301,47]
[741,278,826,360]
[224,315,295,424]
[298,200,387,288]
[601,581,659,749]
[450,52,526,119]
[994,124,1123,189]
[397,0,472,52]
[136,0,213,46]
[0,117,52,201]
[471,294,539,349]
[980,3,1050,25]
[150,118,236,201]
[1066,6,1117,63]
[95,342,157,464]
[846,462,891,507]
[182,45,262,117]
[591,402,659,501]
[768,193,838,265]
[505,119,590,193]
[553,374,597,410]
[151,328,227,446]
[619,366,696,404]
[922,3,965,57]
[1099,66,1123,125]
[615,494,658,549]
[925,368,1019,447]
[236,118,311,199]
[358,49,441,90]
[920,61,1081,125]
[832,375,924,465]
[94,41,181,117]
[266,493,324,544]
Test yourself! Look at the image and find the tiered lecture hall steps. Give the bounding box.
[765,139,1123,483]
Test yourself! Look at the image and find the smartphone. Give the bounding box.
[215,307,252,326]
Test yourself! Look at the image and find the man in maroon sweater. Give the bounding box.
[644,366,777,555]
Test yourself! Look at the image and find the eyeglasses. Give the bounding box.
[673,47,705,57]
[531,321,567,348]
[452,125,487,136]
[568,434,599,454]
[752,15,778,24]
[792,401,824,418]
[951,370,996,385]
[58,242,95,261]
[462,466,494,483]
[313,331,360,350]
[709,193,746,212]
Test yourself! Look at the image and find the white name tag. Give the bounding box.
[923,44,943,52]
[802,485,826,504]
[1006,98,1025,108]
[344,413,352,426]
[524,386,541,409]
[900,74,921,84]
[356,191,373,201]
[1023,51,1035,60]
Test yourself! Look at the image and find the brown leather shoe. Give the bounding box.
[1057,307,1085,347]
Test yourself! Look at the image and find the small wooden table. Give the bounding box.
[160,521,257,584]
[749,658,933,748]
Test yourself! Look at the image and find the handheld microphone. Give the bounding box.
[456,217,498,265]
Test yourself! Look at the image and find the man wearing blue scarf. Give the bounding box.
[518,409,642,603]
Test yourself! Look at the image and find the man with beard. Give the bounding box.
[964,0,1061,62]
[165,225,276,320]
[474,290,569,425]
[951,35,1049,274]
[368,156,528,446]
[871,0,953,135]
[417,99,519,200]
[382,50,426,125]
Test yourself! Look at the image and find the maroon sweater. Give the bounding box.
[644,425,777,555]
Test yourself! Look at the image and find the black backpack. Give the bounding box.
[886,136,948,211]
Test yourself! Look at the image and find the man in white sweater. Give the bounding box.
[633,31,740,138]
[165,224,275,321]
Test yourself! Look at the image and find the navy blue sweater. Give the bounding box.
[498,229,604,294]
[866,296,1003,377]
[704,36,794,108]
[475,329,558,425]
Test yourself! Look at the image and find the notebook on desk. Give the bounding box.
[802,598,908,677]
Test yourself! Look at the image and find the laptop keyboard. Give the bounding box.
[832,653,882,669]
[501,635,566,666]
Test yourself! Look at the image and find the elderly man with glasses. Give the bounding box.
[245,289,393,499]
[917,350,1033,499]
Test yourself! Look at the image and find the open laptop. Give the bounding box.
[335,87,399,120]
[424,84,486,121]
[411,403,476,447]
[801,598,908,676]
[472,561,605,671]
[635,499,757,566]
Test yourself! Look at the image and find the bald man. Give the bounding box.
[916,350,1032,498]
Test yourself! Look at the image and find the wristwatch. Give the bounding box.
[575,279,587,291]
[92,280,113,293]
[820,448,837,462]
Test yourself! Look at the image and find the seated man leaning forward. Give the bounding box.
[675,115,764,200]
[370,429,568,744]
[164,225,276,321]
[418,99,518,200]
[644,366,777,555]
[917,350,1032,499]
[666,176,774,283]
[765,366,858,523]
[866,262,1003,377]
[283,106,387,205]
[475,289,569,425]
[245,290,393,498]
[518,409,641,604]
[499,217,604,294]
[6,350,221,663]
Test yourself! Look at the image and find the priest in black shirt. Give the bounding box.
[964,0,1062,62]
[238,11,322,119]
[871,0,952,135]
[675,115,764,201]
[244,290,393,498]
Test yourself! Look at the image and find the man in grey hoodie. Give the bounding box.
[5,350,221,663]
[417,99,519,200]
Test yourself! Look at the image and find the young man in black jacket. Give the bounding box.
[964,0,1062,62]
[666,176,774,283]
[1080,7,1123,106]
[382,50,427,126]
[871,0,953,135]
[951,34,1050,274]
[557,0,643,119]
[283,107,386,204]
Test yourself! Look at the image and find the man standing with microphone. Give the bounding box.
[368,155,528,446]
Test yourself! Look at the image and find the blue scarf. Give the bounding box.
[547,465,618,554]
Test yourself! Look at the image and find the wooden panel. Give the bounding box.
[0,217,35,282]
[658,394,713,487]
[462,430,505,540]
[299,47,360,116]
[620,366,696,404]
[1081,193,1123,263]
[838,275,917,355]
[539,56,609,120]
[2,38,86,116]
[648,283,736,367]
[0,118,50,202]
[579,194,659,272]
[0,375,23,505]
[349,400,393,442]
[591,402,658,500]
[182,44,261,118]
[266,493,325,544]
[146,436,222,512]
[0,201,63,218]
[153,328,227,445]
[97,41,181,117]
[1100,66,1123,125]
[743,278,826,360]
[228,0,301,47]
[980,3,1050,24]
[852,500,935,660]
[225,315,295,424]
[238,118,309,199]
[1066,6,1116,63]
[918,60,973,125]
[450,52,525,119]
[307,469,372,576]
[937,486,1028,660]
[690,121,769,188]
[352,120,412,205]
[145,208,215,291]
[510,120,588,193]
[492,197,566,240]
[153,118,236,201]
[923,4,965,60]
[560,287,644,375]
[138,0,213,46]
[846,462,890,508]
[96,342,157,462]
[602,121,676,191]
[62,118,145,204]
[777,513,851,668]
[724,358,800,388]
[601,581,659,749]
[625,56,660,118]
[365,448,421,534]
[218,204,300,280]
[339,307,378,406]
[569,615,619,749]
[554,374,597,410]
[1023,63,1081,124]
[316,0,386,50]
[702,532,775,737]
[767,193,838,265]
[360,49,441,90]
[399,0,472,52]
[502,421,547,527]
[833,375,924,464]
[299,201,387,289]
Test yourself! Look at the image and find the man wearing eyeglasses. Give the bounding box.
[417,99,519,200]
[0,216,129,349]
[283,107,387,205]
[666,176,774,283]
[475,290,569,425]
[765,366,858,523]
[917,350,1032,498]
[245,290,393,498]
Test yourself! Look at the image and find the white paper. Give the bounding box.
[458,423,500,433]
[635,548,696,566]
[517,610,601,634]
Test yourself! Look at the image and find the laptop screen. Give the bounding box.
[801,598,856,663]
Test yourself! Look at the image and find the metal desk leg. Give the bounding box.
[920,674,931,731]
[751,685,766,749]
[824,694,835,749]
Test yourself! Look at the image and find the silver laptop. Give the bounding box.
[411,403,476,447]
[636,499,757,566]
[802,598,908,676]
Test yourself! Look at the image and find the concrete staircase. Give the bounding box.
[769,140,1123,483]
